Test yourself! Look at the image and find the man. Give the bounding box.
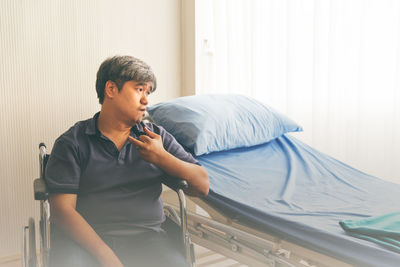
[45,55,209,267]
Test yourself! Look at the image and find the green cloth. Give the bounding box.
[340,212,400,253]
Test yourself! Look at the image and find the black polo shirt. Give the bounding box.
[45,112,198,235]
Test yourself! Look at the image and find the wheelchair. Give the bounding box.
[22,143,196,267]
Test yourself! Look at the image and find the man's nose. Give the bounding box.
[140,92,148,105]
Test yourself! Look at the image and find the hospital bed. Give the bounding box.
[162,134,400,267]
[22,143,196,267]
[146,94,400,267]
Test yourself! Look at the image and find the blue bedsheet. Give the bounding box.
[196,134,400,267]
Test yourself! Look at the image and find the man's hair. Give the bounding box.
[95,55,157,104]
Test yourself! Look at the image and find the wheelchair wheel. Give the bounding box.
[28,218,37,267]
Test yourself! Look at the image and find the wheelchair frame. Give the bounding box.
[23,143,195,267]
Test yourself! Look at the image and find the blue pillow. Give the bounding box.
[147,94,302,155]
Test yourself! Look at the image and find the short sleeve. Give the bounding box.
[150,123,199,165]
[45,137,81,194]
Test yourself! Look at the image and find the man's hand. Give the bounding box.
[128,126,209,197]
[128,127,167,164]
[99,256,124,267]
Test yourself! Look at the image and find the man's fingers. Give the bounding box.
[139,134,152,143]
[128,136,145,149]
[144,127,158,138]
[127,136,138,144]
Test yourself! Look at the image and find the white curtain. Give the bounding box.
[195,0,400,183]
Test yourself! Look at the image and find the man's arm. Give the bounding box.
[49,194,123,267]
[152,150,209,197]
[128,127,209,197]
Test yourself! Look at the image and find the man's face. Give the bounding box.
[113,80,152,124]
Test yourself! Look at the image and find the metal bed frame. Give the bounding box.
[22,143,195,267]
[162,195,356,267]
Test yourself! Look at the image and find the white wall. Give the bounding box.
[0,0,182,259]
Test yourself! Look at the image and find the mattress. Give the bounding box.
[196,134,400,266]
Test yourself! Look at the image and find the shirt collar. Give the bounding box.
[85,112,100,136]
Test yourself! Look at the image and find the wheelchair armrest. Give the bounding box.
[34,178,48,200]
[162,176,188,192]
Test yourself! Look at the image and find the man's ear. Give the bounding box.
[104,81,118,100]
